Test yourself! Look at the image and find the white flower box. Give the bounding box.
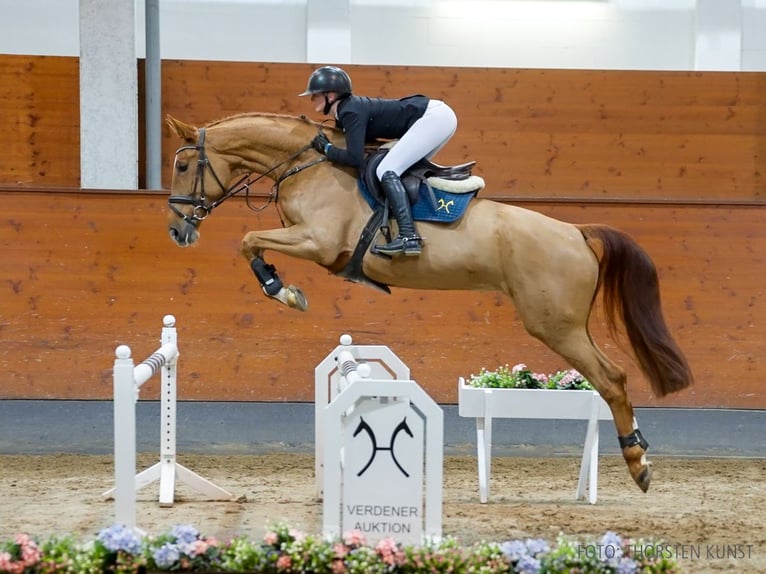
[458,377,613,504]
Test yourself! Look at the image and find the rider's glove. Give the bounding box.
[311,132,331,155]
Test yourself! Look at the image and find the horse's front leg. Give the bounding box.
[240,226,327,311]
[249,255,309,311]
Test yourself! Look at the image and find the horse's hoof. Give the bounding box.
[286,285,308,311]
[634,462,653,492]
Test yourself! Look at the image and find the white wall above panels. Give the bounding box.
[0,0,80,57]
[0,0,764,71]
[133,0,308,63]
[351,2,698,70]
[742,0,766,70]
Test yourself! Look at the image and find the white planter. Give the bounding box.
[457,378,613,504]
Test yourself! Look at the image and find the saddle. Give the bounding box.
[336,146,482,294]
[362,146,477,205]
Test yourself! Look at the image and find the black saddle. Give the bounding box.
[362,147,476,204]
[336,146,477,294]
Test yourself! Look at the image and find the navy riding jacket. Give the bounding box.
[326,94,429,168]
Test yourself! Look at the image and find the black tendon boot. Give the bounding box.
[372,171,422,257]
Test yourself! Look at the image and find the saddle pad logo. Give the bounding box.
[358,180,476,223]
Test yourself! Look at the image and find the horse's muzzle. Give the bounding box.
[168,221,199,247]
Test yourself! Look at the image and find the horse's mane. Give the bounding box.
[206,111,341,134]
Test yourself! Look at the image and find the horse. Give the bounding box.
[165,111,693,493]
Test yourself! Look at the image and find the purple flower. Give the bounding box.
[525,538,549,556]
[500,540,528,561]
[515,554,542,573]
[169,524,200,555]
[97,524,142,554]
[617,557,639,574]
[170,524,199,545]
[153,542,181,568]
[599,531,624,562]
[500,537,548,565]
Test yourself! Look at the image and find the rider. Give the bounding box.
[299,65,458,257]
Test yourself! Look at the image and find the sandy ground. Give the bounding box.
[0,453,764,573]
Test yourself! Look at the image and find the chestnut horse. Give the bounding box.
[165,112,693,492]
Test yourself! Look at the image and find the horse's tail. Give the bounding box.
[579,224,693,397]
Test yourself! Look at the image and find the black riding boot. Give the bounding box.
[372,171,422,257]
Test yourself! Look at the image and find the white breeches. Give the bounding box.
[376,99,458,179]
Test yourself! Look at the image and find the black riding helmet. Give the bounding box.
[299,66,353,115]
[299,66,353,97]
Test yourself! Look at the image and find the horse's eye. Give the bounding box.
[176,162,189,173]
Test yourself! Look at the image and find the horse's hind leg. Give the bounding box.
[540,327,653,491]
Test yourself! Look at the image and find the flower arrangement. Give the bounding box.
[0,534,41,574]
[0,523,679,573]
[467,363,595,391]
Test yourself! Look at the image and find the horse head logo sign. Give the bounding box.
[342,402,425,544]
[352,416,413,477]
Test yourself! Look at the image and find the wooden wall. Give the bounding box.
[2,56,763,202]
[1,56,764,408]
[0,56,80,187]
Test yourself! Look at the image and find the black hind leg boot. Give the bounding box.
[372,171,422,257]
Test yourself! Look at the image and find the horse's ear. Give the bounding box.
[165,114,198,144]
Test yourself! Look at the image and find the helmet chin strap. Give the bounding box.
[322,94,333,115]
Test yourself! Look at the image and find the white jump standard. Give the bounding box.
[318,334,443,544]
[314,334,410,498]
[103,315,233,530]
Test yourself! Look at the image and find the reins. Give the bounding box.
[168,127,325,225]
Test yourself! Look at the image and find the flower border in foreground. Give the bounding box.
[0,523,680,573]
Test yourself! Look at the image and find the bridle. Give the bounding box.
[167,127,325,225]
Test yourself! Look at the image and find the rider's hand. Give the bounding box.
[311,132,331,155]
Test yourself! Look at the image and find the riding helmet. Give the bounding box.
[299,66,353,96]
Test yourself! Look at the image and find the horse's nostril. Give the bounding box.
[169,227,179,240]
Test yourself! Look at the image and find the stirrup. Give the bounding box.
[372,235,422,257]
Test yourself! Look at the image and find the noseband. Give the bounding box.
[168,127,325,225]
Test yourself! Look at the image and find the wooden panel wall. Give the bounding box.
[1,56,764,408]
[0,56,80,186]
[2,56,764,202]
[1,190,763,409]
[154,62,765,202]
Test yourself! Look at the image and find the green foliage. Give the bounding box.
[468,363,595,391]
[0,524,679,573]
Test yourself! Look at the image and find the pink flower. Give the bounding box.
[0,555,24,574]
[512,363,527,374]
[192,539,209,556]
[276,554,292,571]
[375,538,403,565]
[264,531,279,545]
[0,552,14,572]
[8,534,41,568]
[288,528,305,542]
[342,530,366,547]
[332,543,348,558]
